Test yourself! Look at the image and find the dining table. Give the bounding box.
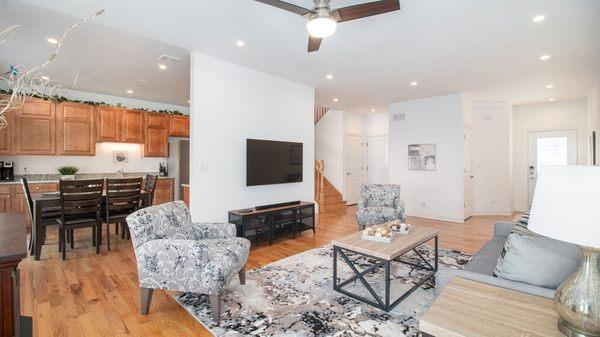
[30,190,151,260]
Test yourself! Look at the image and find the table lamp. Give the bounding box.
[527,165,600,337]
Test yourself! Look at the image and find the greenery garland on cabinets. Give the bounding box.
[0,88,184,115]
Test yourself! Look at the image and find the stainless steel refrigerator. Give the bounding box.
[168,139,189,200]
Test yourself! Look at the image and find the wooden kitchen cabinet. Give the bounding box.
[0,107,14,155]
[56,102,95,156]
[169,115,190,137]
[14,98,56,155]
[152,178,174,205]
[95,106,122,142]
[143,112,169,157]
[0,185,11,212]
[122,109,145,143]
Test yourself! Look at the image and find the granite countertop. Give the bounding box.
[0,172,174,185]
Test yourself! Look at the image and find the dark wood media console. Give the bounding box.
[228,201,315,245]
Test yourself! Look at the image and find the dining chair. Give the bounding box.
[22,178,62,254]
[144,174,158,206]
[57,179,104,260]
[104,177,143,250]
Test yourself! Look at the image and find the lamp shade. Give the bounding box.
[527,165,600,248]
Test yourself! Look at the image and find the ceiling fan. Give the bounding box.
[254,0,401,52]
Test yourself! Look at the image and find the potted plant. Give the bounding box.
[57,166,79,180]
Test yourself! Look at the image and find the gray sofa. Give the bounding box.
[436,221,555,299]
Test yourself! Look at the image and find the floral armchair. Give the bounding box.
[126,201,250,322]
[356,183,406,229]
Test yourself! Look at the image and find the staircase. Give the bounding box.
[314,160,347,212]
[314,105,329,124]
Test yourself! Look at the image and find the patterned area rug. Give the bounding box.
[174,244,471,337]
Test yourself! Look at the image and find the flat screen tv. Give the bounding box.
[246,139,303,186]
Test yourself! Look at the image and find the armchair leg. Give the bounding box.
[140,287,154,315]
[209,294,221,323]
[238,265,246,285]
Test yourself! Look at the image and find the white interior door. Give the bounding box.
[528,129,578,206]
[367,135,389,184]
[344,134,365,204]
[463,127,474,219]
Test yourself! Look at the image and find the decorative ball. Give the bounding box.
[380,229,389,236]
[363,229,370,236]
[375,232,382,238]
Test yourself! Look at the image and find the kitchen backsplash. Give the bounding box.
[0,142,166,174]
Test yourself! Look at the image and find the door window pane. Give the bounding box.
[537,137,568,173]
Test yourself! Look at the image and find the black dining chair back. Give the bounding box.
[22,178,61,253]
[144,174,158,206]
[58,179,104,260]
[104,177,143,249]
[21,178,34,224]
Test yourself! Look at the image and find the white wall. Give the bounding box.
[512,99,588,211]
[315,110,344,192]
[472,101,513,215]
[0,88,188,174]
[189,53,314,222]
[589,72,600,163]
[343,111,365,135]
[365,112,389,135]
[388,94,465,223]
[2,142,163,174]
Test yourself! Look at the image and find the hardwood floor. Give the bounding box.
[19,206,516,337]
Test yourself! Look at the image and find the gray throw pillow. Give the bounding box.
[495,233,581,289]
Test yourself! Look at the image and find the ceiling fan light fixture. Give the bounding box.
[306,17,337,38]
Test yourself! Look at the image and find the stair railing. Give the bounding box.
[314,159,325,208]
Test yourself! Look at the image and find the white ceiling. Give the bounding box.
[3,0,600,112]
[0,0,190,106]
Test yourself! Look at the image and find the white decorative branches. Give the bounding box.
[0,9,105,129]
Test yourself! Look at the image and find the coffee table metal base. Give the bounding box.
[332,236,438,312]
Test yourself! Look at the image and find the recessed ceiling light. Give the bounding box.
[371,108,376,112]
[158,64,167,70]
[236,40,245,47]
[540,54,551,61]
[46,37,58,44]
[326,74,333,80]
[126,89,134,94]
[333,98,339,102]
[546,84,554,89]
[410,81,418,86]
[532,14,546,23]
[40,76,50,81]
[548,97,556,101]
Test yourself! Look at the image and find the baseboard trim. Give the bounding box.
[473,210,514,216]
[405,212,465,224]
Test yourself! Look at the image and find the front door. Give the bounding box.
[527,129,578,206]
[367,135,389,184]
[344,134,365,204]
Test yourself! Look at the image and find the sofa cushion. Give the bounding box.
[464,238,505,275]
[492,221,539,276]
[494,233,581,289]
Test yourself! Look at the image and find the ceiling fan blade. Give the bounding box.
[308,36,323,53]
[335,0,400,22]
[254,0,312,16]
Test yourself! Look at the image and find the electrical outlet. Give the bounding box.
[420,202,427,207]
[200,162,209,171]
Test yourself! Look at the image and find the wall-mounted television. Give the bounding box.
[246,139,303,186]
